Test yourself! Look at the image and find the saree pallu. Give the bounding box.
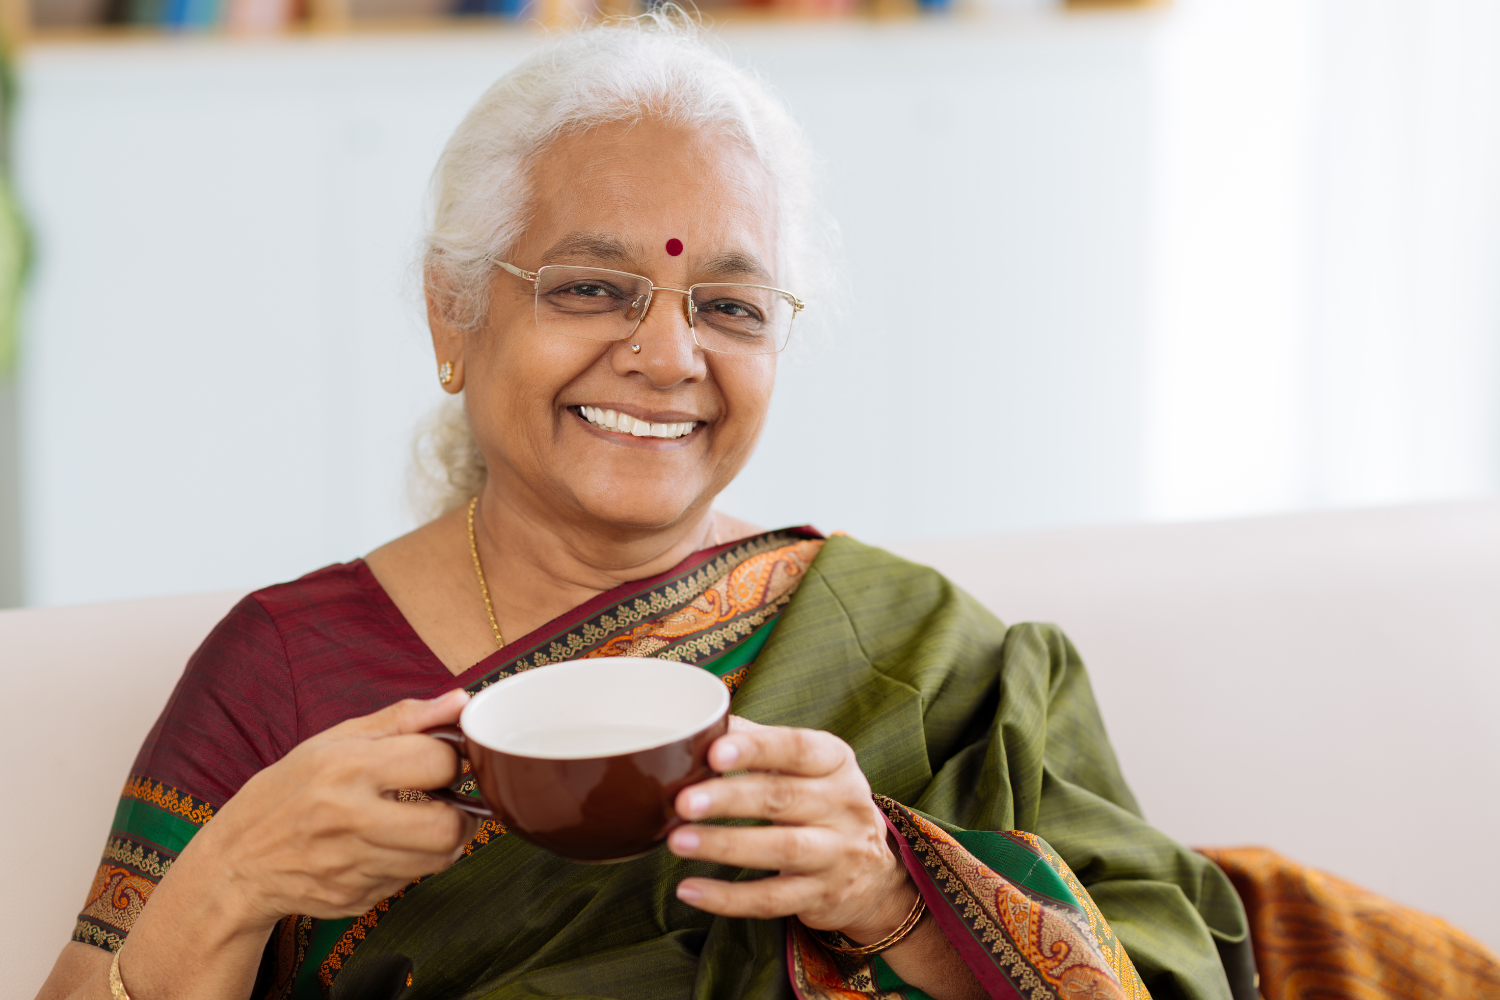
[76,528,1251,1000]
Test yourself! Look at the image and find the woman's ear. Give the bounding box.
[425,264,467,394]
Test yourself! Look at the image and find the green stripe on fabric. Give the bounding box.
[872,954,936,999]
[111,797,202,855]
[701,616,780,677]
[293,917,355,1000]
[953,830,1079,908]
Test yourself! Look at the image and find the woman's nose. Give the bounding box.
[618,290,704,385]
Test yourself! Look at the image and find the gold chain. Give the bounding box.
[467,496,505,649]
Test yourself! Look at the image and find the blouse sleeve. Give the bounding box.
[71,595,298,953]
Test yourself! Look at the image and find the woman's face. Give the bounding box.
[437,119,782,535]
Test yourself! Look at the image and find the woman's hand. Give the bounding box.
[43,691,479,1000]
[667,716,913,943]
[191,688,479,929]
[668,717,986,1000]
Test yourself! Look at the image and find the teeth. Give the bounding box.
[578,407,697,439]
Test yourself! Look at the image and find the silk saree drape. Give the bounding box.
[78,529,1251,1000]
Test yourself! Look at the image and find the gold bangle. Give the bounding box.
[108,949,132,1000]
[810,891,927,958]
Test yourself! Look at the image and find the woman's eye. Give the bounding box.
[565,283,613,298]
[708,300,758,319]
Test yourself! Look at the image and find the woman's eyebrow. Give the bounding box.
[540,232,642,266]
[699,250,773,283]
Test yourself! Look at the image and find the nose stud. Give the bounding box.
[630,343,641,354]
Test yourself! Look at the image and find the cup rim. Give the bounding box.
[459,657,731,760]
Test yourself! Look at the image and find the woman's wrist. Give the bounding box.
[837,849,920,945]
[114,857,278,1000]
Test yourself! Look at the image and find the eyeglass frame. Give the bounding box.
[490,258,806,355]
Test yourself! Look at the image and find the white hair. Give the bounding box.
[409,9,835,520]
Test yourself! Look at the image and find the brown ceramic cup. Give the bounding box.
[424,657,730,863]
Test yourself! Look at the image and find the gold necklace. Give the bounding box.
[467,496,505,648]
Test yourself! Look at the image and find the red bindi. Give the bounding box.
[665,238,683,257]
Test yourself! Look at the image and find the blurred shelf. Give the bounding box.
[1,0,1162,48]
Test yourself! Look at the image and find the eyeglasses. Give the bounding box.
[494,260,805,356]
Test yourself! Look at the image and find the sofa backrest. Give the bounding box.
[1,589,247,997]
[5,499,1498,997]
[890,498,1500,954]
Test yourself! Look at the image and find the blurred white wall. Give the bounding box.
[1146,0,1500,520]
[15,15,1158,606]
[10,0,1500,607]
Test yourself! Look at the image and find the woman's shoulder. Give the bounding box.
[245,558,391,633]
[186,559,447,734]
[805,533,979,612]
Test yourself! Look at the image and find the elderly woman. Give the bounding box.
[38,16,1252,1000]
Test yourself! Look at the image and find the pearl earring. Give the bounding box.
[439,361,454,385]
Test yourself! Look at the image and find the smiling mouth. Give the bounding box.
[572,406,700,440]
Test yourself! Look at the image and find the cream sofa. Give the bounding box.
[5,500,1498,997]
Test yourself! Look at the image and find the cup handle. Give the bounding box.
[423,725,496,819]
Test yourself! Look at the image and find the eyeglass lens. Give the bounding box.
[533,265,795,355]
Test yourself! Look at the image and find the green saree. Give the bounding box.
[318,532,1249,1000]
[87,528,1252,1000]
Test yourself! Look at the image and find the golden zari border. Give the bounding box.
[315,818,505,992]
[472,530,814,689]
[73,918,125,953]
[120,775,215,826]
[100,837,172,879]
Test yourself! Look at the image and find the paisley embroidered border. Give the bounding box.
[75,864,158,954]
[787,917,903,1000]
[1010,831,1148,1000]
[875,797,1143,1000]
[467,529,817,691]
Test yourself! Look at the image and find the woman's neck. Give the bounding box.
[365,483,758,677]
[471,479,722,637]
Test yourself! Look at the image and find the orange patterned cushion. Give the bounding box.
[1199,847,1500,1000]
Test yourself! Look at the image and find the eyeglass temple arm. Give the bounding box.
[489,258,539,282]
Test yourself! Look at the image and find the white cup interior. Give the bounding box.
[460,657,731,759]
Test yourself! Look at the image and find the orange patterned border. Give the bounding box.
[877,798,1147,1000]
[121,775,215,826]
[316,818,506,993]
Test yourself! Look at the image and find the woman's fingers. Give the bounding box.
[708,722,851,777]
[675,872,824,920]
[328,689,470,741]
[354,732,465,793]
[667,821,840,873]
[676,771,842,825]
[361,797,475,854]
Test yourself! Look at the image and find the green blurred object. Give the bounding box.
[0,53,30,379]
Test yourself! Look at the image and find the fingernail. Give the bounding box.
[671,828,701,852]
[676,882,703,903]
[715,741,740,769]
[434,689,468,704]
[685,790,711,817]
